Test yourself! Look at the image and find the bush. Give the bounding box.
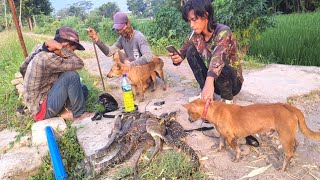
[214,0,274,48]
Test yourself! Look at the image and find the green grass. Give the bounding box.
[0,31,42,131]
[112,150,205,179]
[249,12,320,66]
[29,122,87,180]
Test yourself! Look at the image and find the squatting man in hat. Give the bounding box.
[87,12,153,70]
[20,26,93,121]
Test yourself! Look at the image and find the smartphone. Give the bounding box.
[166,45,181,57]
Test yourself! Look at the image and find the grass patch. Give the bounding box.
[242,54,268,70]
[249,12,320,66]
[29,121,87,180]
[111,150,205,179]
[287,90,320,105]
[0,31,42,131]
[139,150,204,179]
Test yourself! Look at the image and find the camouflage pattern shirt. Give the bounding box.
[179,23,243,80]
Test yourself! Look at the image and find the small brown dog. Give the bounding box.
[107,52,166,102]
[182,99,320,171]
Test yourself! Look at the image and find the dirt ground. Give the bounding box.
[80,41,320,179]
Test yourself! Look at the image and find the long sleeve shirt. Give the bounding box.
[95,30,153,66]
[179,23,243,80]
[20,44,84,115]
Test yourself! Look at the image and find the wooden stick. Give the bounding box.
[93,42,106,91]
[8,0,28,58]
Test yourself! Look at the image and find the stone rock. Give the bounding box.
[14,72,23,79]
[16,84,24,96]
[11,78,23,86]
[0,147,44,180]
[72,114,118,156]
[31,117,67,146]
[0,130,18,154]
[0,129,31,155]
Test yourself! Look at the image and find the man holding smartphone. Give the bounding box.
[87,12,153,69]
[169,0,259,147]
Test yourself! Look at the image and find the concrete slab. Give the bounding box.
[238,64,320,103]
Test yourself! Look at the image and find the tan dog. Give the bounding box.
[107,52,166,102]
[182,99,320,171]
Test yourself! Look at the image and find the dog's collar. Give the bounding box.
[201,99,210,121]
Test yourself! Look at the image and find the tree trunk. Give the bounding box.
[300,0,305,12]
[32,15,36,27]
[27,16,32,31]
[4,0,8,30]
[19,0,22,27]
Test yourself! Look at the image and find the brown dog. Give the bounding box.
[182,99,320,171]
[107,52,166,102]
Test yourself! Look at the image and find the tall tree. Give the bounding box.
[12,0,53,30]
[56,0,93,20]
[127,0,147,16]
[96,2,120,18]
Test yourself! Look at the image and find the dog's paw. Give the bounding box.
[139,98,145,102]
[210,144,220,152]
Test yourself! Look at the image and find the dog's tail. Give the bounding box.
[284,104,320,140]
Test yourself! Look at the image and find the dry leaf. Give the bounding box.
[239,164,272,179]
[200,156,209,161]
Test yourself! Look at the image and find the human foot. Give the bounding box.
[73,112,95,121]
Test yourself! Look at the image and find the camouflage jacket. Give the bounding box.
[179,23,243,80]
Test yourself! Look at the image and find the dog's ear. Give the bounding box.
[182,103,192,110]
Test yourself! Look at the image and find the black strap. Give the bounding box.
[184,126,214,132]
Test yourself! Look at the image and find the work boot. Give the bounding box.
[245,135,259,147]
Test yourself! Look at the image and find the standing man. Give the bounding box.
[20,27,91,121]
[169,0,259,147]
[88,12,153,69]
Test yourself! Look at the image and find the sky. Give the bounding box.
[49,0,128,13]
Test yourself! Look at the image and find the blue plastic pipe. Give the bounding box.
[45,126,68,179]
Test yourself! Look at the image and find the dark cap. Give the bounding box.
[112,12,128,30]
[55,27,85,51]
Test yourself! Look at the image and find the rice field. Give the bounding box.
[249,12,320,66]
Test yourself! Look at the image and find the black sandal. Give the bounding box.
[245,135,259,147]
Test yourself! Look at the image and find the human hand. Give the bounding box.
[201,77,215,101]
[45,39,63,52]
[169,52,183,65]
[87,27,99,42]
[123,59,131,72]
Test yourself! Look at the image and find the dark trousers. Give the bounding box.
[186,45,242,100]
[45,71,88,119]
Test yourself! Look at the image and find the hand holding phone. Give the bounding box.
[166,45,183,66]
[166,45,181,57]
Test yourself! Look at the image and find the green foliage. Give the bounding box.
[249,12,320,66]
[56,1,93,20]
[214,0,274,47]
[95,2,120,18]
[0,31,42,130]
[145,5,190,54]
[29,125,86,180]
[138,150,205,179]
[16,0,53,17]
[127,0,147,17]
